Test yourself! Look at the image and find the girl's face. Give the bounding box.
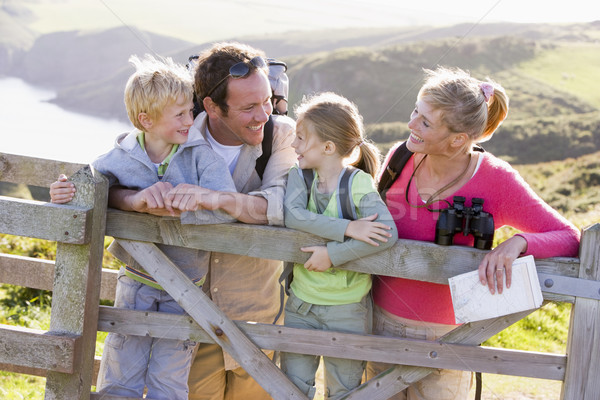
[291,119,325,170]
[406,98,455,155]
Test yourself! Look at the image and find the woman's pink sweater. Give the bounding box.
[373,145,581,325]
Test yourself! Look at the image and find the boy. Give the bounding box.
[50,54,236,399]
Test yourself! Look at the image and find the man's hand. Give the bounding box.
[110,182,180,217]
[165,183,221,211]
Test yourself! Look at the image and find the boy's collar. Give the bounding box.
[136,131,180,177]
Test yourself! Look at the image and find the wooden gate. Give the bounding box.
[1,153,599,399]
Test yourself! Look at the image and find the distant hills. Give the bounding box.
[2,7,599,227]
[2,7,600,166]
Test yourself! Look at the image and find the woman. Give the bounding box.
[367,66,580,399]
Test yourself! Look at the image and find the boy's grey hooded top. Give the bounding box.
[93,127,236,282]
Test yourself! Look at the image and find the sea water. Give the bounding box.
[0,77,130,164]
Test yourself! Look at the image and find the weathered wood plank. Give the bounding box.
[0,152,85,187]
[0,362,50,377]
[0,196,91,244]
[0,324,79,373]
[105,209,580,282]
[115,239,309,400]
[97,306,565,380]
[344,310,536,400]
[562,224,600,400]
[45,166,108,400]
[0,253,118,300]
[0,253,55,289]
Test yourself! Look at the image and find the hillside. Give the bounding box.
[2,13,599,164]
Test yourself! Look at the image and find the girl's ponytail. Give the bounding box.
[351,140,381,179]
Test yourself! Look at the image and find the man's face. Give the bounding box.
[209,69,273,147]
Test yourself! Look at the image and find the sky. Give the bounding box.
[27,0,600,43]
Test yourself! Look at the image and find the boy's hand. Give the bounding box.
[126,182,176,215]
[49,174,75,204]
[166,184,220,212]
[301,246,332,272]
[344,213,393,246]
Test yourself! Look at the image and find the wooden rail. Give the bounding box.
[1,152,599,399]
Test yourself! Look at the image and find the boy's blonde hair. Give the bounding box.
[418,66,509,143]
[124,54,194,131]
[294,92,381,179]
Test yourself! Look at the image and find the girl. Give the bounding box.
[282,92,398,399]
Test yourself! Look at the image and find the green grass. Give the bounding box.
[0,372,46,400]
[0,284,51,400]
[516,43,600,108]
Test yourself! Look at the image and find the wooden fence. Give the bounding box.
[1,152,599,399]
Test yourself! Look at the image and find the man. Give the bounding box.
[110,42,296,400]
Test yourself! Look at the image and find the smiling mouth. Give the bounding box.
[409,132,424,143]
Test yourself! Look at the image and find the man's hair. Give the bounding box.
[124,54,194,131]
[191,42,267,115]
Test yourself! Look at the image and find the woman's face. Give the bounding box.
[406,99,454,154]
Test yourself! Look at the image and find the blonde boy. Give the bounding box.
[51,54,236,399]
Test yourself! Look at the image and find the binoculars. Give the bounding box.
[435,196,495,250]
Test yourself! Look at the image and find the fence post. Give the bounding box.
[44,166,108,400]
[562,223,600,399]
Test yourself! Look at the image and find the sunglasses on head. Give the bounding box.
[205,56,267,99]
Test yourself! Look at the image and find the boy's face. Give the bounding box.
[209,70,273,147]
[145,95,195,148]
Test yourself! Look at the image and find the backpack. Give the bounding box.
[187,55,289,180]
[299,167,360,220]
[255,58,289,179]
[276,166,360,320]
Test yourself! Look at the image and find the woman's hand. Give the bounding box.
[301,246,332,272]
[344,214,393,246]
[478,235,528,294]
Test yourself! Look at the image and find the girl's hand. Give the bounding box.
[301,246,332,272]
[49,174,75,204]
[477,236,528,294]
[344,213,393,246]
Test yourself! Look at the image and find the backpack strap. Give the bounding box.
[273,260,294,324]
[300,167,358,220]
[255,115,274,180]
[377,141,485,201]
[338,167,359,220]
[377,142,414,201]
[300,168,315,193]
